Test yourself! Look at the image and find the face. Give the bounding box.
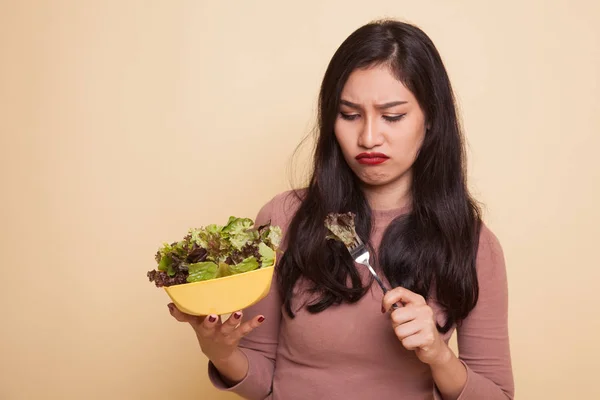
[334,64,427,197]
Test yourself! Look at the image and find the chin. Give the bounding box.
[357,175,393,187]
[355,169,411,189]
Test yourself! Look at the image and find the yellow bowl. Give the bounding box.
[164,265,275,316]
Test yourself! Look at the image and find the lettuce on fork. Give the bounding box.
[324,212,358,247]
[147,216,282,287]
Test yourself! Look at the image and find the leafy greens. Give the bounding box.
[324,212,358,247]
[147,216,282,287]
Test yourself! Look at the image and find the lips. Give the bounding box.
[355,152,389,165]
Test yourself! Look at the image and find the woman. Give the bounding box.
[169,19,514,399]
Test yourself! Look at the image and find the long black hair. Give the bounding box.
[278,19,482,333]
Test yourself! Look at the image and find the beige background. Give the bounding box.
[1,1,599,399]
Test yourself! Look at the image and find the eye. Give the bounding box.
[339,112,360,121]
[383,114,406,122]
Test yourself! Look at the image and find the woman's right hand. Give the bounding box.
[167,302,265,364]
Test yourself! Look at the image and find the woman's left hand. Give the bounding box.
[382,287,451,366]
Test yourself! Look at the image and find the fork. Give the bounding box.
[345,235,400,310]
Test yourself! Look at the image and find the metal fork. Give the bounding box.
[345,236,400,310]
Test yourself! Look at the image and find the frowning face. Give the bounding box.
[334,64,426,196]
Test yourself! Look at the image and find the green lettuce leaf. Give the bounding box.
[158,255,171,272]
[187,261,219,282]
[157,241,188,276]
[189,225,229,262]
[267,226,282,248]
[190,224,220,248]
[228,256,259,275]
[222,217,257,250]
[158,241,187,261]
[258,242,275,268]
[229,231,257,251]
[218,261,232,277]
[222,217,253,233]
[167,263,177,277]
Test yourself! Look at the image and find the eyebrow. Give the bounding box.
[340,100,408,110]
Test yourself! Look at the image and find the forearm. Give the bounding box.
[430,347,467,400]
[209,348,249,386]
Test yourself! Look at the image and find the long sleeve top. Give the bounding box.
[208,190,514,399]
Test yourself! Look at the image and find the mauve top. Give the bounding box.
[208,191,514,399]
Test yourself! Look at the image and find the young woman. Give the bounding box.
[169,19,514,400]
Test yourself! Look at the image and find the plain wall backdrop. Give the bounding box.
[1,1,599,399]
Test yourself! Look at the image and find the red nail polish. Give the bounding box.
[234,312,242,319]
[258,316,265,323]
[208,315,217,323]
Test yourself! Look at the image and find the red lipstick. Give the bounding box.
[355,152,389,165]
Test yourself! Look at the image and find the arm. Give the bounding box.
[382,225,514,400]
[208,197,284,400]
[429,349,468,399]
[209,347,251,385]
[434,225,514,399]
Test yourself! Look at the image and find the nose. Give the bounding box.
[357,116,384,149]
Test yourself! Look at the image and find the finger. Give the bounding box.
[168,303,203,325]
[393,319,422,340]
[230,315,266,341]
[390,305,419,327]
[401,331,435,352]
[401,334,421,351]
[220,311,244,335]
[195,313,220,336]
[382,287,426,312]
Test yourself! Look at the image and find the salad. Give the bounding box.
[147,216,282,287]
[324,211,358,247]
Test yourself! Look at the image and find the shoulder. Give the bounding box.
[254,188,306,229]
[475,223,508,288]
[477,223,505,265]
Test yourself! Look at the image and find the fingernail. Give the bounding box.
[233,312,242,319]
[208,315,217,323]
[258,316,265,323]
[381,305,386,313]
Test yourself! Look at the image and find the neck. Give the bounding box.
[361,178,412,211]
